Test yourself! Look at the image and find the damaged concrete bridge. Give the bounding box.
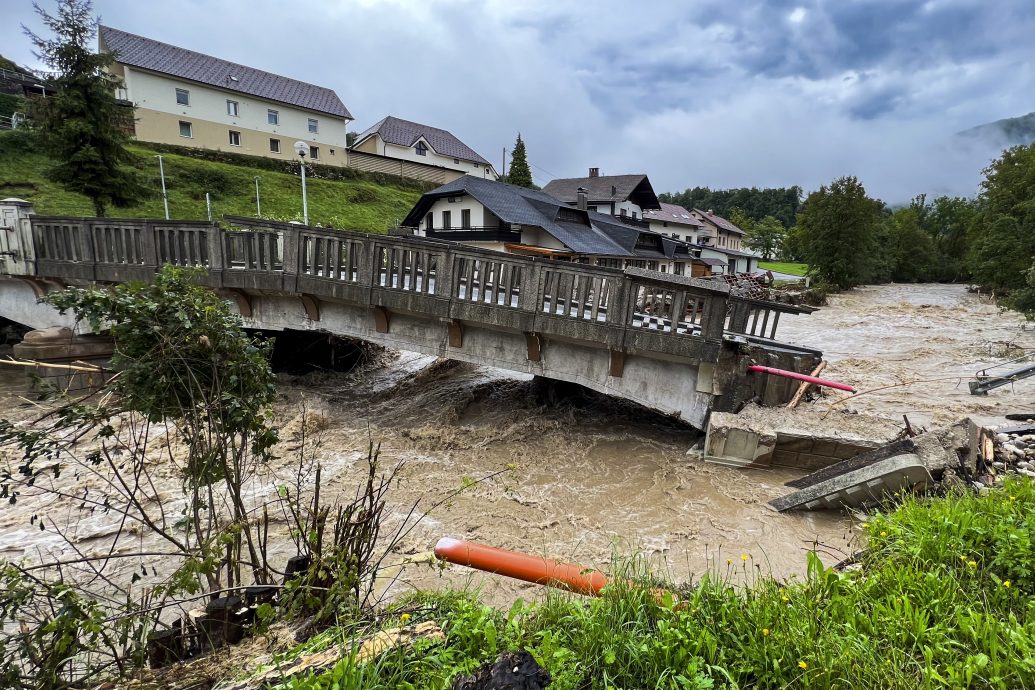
[0,199,820,428]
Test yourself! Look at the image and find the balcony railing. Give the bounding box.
[425,226,522,242]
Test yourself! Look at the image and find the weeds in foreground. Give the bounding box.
[276,480,1035,690]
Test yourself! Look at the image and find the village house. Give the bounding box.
[644,202,708,244]
[99,26,353,165]
[542,169,662,219]
[398,176,707,275]
[350,116,497,179]
[690,208,761,274]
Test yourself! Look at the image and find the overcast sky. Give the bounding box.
[4,0,1034,203]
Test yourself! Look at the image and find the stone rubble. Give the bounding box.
[991,421,1035,483]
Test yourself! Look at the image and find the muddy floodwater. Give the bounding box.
[1,283,1033,605]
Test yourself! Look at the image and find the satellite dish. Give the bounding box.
[293,140,310,157]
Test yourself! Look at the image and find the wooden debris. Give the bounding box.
[786,360,827,409]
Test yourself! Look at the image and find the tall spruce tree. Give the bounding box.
[25,0,145,216]
[507,133,534,188]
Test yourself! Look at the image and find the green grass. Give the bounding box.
[0,131,422,232]
[759,261,809,276]
[267,479,1035,689]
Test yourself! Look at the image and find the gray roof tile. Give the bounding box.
[100,26,352,119]
[644,202,705,227]
[353,115,491,165]
[692,208,746,236]
[402,177,631,256]
[542,174,661,210]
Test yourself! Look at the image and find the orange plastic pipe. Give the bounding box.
[434,537,608,596]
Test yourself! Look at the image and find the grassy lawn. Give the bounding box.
[759,261,808,276]
[0,132,422,232]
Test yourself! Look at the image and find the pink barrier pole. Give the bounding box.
[747,364,856,392]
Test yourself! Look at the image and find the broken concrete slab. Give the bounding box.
[769,454,932,512]
[705,404,903,469]
[785,439,917,489]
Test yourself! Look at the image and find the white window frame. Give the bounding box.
[415,141,428,156]
[267,109,279,125]
[229,130,241,146]
[175,88,190,106]
[308,118,318,134]
[178,121,193,138]
[226,99,239,116]
[269,138,281,153]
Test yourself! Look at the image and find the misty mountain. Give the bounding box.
[957,111,1035,148]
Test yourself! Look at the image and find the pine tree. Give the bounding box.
[507,134,534,188]
[24,0,146,216]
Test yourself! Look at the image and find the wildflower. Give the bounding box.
[1004,580,1012,588]
[880,531,888,537]
[741,554,749,562]
[400,613,411,624]
[726,559,732,565]
[1010,496,1016,502]
[781,595,790,603]
[968,561,977,569]
[798,661,808,670]
[762,628,770,637]
[860,522,868,528]
[960,555,967,562]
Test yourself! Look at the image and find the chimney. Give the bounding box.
[588,167,599,178]
[576,187,588,211]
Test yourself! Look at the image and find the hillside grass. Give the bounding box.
[759,261,808,276]
[0,131,422,232]
[256,479,1035,689]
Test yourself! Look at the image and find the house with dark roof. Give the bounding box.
[398,177,705,275]
[689,209,762,274]
[644,202,708,244]
[541,168,662,220]
[351,116,497,178]
[99,26,353,165]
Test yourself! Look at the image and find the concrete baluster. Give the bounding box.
[520,261,544,313]
[141,221,159,270]
[699,292,729,342]
[281,224,299,293]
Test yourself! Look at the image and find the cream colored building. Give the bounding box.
[99,26,353,165]
[351,116,497,178]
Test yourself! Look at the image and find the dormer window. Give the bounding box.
[415,141,428,156]
[634,234,659,250]
[556,207,587,224]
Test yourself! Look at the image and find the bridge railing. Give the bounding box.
[15,214,808,363]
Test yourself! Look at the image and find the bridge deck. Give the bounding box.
[0,208,820,426]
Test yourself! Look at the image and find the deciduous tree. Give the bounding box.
[967,143,1035,307]
[24,0,146,216]
[797,176,884,289]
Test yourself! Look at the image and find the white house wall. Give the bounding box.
[418,197,493,230]
[123,66,349,159]
[377,140,495,178]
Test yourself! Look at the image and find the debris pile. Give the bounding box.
[989,420,1035,481]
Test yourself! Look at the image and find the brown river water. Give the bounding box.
[1,283,1033,606]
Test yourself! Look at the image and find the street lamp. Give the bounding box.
[154,155,170,220]
[293,140,310,225]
